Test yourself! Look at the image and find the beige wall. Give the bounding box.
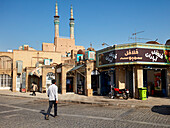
[0,52,13,76]
[42,43,56,52]
[0,52,13,59]
[115,65,143,98]
[75,46,85,51]
[134,65,143,98]
[116,66,126,89]
[61,65,74,94]
[85,61,95,96]
[13,50,61,68]
[12,50,61,92]
[42,67,55,92]
[55,37,75,55]
[54,37,85,56]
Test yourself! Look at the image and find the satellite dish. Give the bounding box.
[165,39,170,45]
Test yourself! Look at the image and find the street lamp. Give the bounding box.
[102,42,110,47]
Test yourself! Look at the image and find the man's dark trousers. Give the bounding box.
[47,101,57,116]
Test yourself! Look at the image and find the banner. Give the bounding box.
[98,48,168,66]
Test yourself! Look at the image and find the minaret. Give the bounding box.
[54,1,59,38]
[69,5,75,39]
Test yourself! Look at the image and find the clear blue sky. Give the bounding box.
[0,0,170,51]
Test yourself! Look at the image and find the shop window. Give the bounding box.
[0,74,12,88]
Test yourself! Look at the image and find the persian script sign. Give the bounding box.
[98,48,167,66]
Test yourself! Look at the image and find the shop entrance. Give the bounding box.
[100,71,111,96]
[66,77,73,92]
[28,75,41,92]
[91,70,100,95]
[143,67,167,97]
[77,73,85,95]
[91,75,99,95]
[126,67,134,98]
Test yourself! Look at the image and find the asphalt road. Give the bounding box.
[0,95,170,128]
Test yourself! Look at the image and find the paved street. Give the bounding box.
[0,95,170,128]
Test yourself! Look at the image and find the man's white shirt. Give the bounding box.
[47,84,58,101]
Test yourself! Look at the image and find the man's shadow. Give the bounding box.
[151,105,170,115]
[40,110,54,118]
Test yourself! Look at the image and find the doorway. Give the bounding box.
[66,77,73,92]
[91,75,99,95]
[126,67,133,98]
[143,68,167,97]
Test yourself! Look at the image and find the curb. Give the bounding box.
[0,93,153,108]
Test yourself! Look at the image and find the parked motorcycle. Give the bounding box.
[109,87,129,100]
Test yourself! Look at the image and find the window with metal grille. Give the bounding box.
[0,74,12,87]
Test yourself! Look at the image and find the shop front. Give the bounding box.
[143,65,167,97]
[98,68,115,96]
[91,69,100,95]
[96,42,170,98]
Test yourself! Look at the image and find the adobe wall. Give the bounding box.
[42,67,55,92]
[12,50,61,92]
[13,50,61,68]
[134,65,143,98]
[0,52,13,76]
[0,52,13,59]
[85,61,95,96]
[115,66,126,89]
[42,43,56,52]
[61,65,74,94]
[54,37,76,55]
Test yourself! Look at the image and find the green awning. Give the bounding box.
[68,65,84,72]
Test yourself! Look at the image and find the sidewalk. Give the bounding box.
[0,90,169,108]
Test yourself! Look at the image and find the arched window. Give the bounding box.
[0,74,12,88]
[0,56,12,70]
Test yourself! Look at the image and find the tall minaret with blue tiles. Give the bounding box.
[54,1,59,38]
[69,5,75,39]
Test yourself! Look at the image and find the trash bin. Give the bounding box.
[139,87,147,100]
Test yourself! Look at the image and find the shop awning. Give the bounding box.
[29,67,42,77]
[68,65,84,72]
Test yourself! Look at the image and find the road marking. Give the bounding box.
[0,108,22,114]
[0,103,170,127]
[5,114,19,118]
[0,103,40,113]
[60,113,116,121]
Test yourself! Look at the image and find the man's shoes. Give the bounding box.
[54,115,58,118]
[45,115,49,120]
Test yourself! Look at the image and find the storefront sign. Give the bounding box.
[22,72,26,89]
[98,48,167,66]
[85,51,95,60]
[44,59,50,65]
[47,72,55,77]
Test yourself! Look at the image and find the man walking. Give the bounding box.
[31,82,38,96]
[45,79,58,120]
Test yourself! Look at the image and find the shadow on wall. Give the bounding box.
[151,105,170,115]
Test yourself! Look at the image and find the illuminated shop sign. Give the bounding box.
[98,48,167,66]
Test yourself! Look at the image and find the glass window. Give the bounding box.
[0,74,12,87]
